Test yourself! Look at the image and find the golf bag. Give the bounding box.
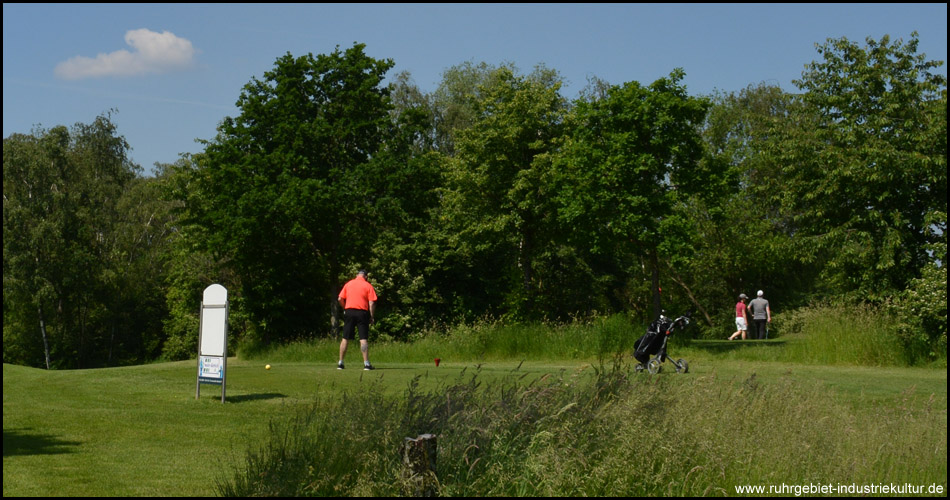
[633,311,691,374]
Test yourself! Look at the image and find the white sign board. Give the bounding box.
[199,307,227,356]
[196,284,228,402]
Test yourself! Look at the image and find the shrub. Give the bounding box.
[889,263,948,365]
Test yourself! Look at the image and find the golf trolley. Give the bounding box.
[633,311,691,374]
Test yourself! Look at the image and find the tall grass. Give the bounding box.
[414,314,635,361]
[222,304,939,494]
[248,303,933,369]
[217,358,946,496]
[778,302,907,366]
[242,314,640,364]
[214,376,406,497]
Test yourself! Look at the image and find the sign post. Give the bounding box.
[196,284,228,402]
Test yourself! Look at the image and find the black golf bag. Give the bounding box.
[633,311,691,374]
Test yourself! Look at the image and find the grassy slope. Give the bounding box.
[2,358,582,496]
[3,348,947,496]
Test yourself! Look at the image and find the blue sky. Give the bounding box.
[3,3,947,175]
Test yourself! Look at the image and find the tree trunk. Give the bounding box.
[519,231,535,315]
[108,322,115,365]
[650,248,662,319]
[38,305,51,370]
[664,259,714,326]
[329,283,341,337]
[402,434,439,496]
[77,299,86,369]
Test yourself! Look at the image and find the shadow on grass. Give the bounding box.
[223,392,287,403]
[3,428,81,457]
[689,339,787,353]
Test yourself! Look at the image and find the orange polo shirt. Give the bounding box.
[338,276,378,310]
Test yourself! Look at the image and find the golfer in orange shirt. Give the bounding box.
[337,269,378,370]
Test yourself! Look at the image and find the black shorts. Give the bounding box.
[342,309,371,341]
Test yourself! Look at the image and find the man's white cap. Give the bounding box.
[757,290,764,296]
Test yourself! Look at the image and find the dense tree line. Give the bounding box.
[4,34,946,368]
[4,113,175,368]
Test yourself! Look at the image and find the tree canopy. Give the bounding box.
[4,35,946,368]
[766,32,947,298]
[189,44,396,342]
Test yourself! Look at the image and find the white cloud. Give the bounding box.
[54,29,196,80]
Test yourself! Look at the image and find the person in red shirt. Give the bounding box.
[337,269,378,370]
[728,293,749,340]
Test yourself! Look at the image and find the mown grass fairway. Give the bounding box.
[2,357,586,497]
[3,358,592,496]
[3,344,946,496]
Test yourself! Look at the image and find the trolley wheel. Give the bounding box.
[674,359,689,373]
[635,363,645,373]
[647,358,662,374]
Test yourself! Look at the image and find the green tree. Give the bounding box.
[768,32,947,298]
[387,71,438,154]
[889,210,947,363]
[192,44,395,343]
[430,61,518,156]
[95,171,179,364]
[554,69,709,319]
[674,83,813,333]
[440,65,569,319]
[155,156,240,359]
[389,61,524,157]
[3,113,142,368]
[358,75,447,338]
[3,126,73,369]
[333,83,445,340]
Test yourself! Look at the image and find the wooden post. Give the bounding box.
[402,434,438,497]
